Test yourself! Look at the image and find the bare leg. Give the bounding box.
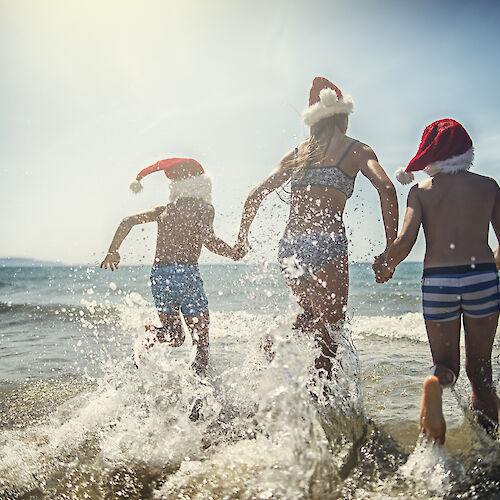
[463,312,499,433]
[261,284,316,362]
[292,294,316,333]
[184,310,210,377]
[311,258,349,371]
[421,318,461,444]
[290,256,348,372]
[145,312,185,348]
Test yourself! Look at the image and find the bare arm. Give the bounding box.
[236,150,295,245]
[100,206,165,270]
[203,206,237,260]
[360,150,399,250]
[373,185,422,282]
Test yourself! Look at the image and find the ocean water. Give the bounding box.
[0,263,499,499]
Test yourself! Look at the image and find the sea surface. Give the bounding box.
[0,263,499,499]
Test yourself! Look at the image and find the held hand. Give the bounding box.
[231,241,249,261]
[100,251,120,271]
[372,254,394,283]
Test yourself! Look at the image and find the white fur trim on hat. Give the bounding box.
[169,174,212,204]
[129,179,143,193]
[424,147,474,177]
[302,89,354,127]
[395,168,415,185]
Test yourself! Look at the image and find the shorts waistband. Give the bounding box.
[151,264,199,276]
[423,263,497,277]
[282,231,348,241]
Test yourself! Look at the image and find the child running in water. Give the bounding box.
[101,158,239,376]
[373,119,500,444]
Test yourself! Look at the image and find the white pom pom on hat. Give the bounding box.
[129,179,143,193]
[394,168,415,185]
[319,87,338,107]
[396,119,474,185]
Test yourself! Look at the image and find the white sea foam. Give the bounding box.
[351,313,428,343]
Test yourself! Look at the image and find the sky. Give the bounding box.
[1,0,499,266]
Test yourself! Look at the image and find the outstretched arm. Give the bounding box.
[360,150,399,252]
[203,206,238,260]
[373,185,422,282]
[236,150,295,246]
[100,206,165,270]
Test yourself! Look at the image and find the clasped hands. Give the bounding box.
[230,234,250,261]
[372,251,394,283]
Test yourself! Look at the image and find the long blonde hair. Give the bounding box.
[285,114,348,175]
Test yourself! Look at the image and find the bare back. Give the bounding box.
[416,171,498,267]
[155,199,213,265]
[287,135,376,234]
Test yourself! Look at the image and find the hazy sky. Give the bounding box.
[1,0,499,265]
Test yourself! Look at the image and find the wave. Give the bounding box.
[351,313,428,344]
[0,300,120,326]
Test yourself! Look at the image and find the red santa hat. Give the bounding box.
[395,119,474,185]
[302,77,354,127]
[129,157,212,203]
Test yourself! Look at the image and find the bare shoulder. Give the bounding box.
[279,145,300,167]
[416,177,434,190]
[199,202,215,222]
[154,204,168,214]
[469,172,499,189]
[349,138,377,162]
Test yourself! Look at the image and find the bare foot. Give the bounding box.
[419,375,446,445]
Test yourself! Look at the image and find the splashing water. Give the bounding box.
[1,264,500,499]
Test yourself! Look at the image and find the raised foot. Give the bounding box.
[419,375,446,445]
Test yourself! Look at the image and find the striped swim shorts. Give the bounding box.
[422,263,500,322]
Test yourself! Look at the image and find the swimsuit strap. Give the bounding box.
[335,139,357,167]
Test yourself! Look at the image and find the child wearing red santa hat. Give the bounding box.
[101,158,240,376]
[373,119,500,444]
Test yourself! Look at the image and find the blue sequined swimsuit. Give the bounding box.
[290,140,357,198]
[278,140,357,281]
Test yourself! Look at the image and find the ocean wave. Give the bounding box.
[0,300,120,326]
[351,313,428,343]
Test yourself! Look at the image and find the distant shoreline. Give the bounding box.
[0,257,65,267]
[0,259,421,268]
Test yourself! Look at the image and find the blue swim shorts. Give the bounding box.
[150,265,208,317]
[278,231,348,282]
[422,263,500,322]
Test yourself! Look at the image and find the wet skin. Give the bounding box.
[101,198,239,376]
[374,171,500,442]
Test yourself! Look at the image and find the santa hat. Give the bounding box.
[302,77,354,127]
[129,157,212,203]
[395,119,474,185]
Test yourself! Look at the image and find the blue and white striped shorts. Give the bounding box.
[422,263,500,322]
